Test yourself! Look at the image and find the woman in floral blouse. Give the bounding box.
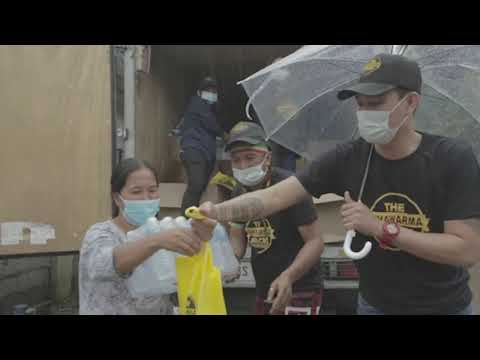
[79,159,211,315]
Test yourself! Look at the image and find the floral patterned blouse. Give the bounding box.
[79,220,173,315]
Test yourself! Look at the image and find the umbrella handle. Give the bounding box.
[343,230,372,260]
[245,98,254,121]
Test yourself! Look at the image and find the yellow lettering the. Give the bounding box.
[385,203,404,212]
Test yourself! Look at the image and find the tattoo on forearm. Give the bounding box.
[217,197,265,222]
[216,204,231,223]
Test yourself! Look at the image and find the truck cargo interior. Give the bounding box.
[128,45,349,237]
[131,45,302,183]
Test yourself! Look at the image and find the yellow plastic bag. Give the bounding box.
[210,171,237,191]
[176,207,227,315]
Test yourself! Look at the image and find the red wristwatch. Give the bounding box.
[378,221,401,247]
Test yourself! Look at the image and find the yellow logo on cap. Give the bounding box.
[363,57,382,75]
[231,122,249,134]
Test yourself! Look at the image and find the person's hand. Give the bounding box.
[341,191,383,238]
[223,267,241,283]
[154,228,202,257]
[190,218,218,242]
[199,201,218,220]
[267,272,293,314]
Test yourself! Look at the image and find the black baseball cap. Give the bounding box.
[225,122,270,152]
[199,76,217,91]
[337,53,422,101]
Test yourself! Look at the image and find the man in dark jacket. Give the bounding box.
[180,77,225,214]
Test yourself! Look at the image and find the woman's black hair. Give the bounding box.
[111,159,159,217]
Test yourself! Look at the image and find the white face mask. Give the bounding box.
[357,94,413,145]
[233,157,268,187]
[200,91,218,104]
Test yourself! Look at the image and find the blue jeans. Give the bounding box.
[357,294,475,315]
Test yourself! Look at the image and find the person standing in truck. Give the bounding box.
[179,77,226,216]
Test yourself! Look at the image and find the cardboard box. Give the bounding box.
[313,194,345,244]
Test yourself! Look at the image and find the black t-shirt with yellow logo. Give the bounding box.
[232,168,322,299]
[297,133,480,315]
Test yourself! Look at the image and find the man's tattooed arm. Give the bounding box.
[210,176,310,223]
[216,197,265,223]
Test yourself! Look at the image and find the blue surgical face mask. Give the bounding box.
[200,91,218,104]
[233,156,268,187]
[119,196,161,226]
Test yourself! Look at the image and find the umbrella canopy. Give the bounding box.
[239,45,480,161]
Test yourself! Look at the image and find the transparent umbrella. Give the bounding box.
[239,45,480,259]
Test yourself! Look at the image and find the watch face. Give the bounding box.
[386,223,398,234]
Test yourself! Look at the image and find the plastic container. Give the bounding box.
[125,217,240,297]
[125,217,177,297]
[210,224,240,283]
[174,216,191,229]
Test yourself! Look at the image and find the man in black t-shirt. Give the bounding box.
[197,54,480,315]
[222,121,324,315]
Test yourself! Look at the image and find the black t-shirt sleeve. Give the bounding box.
[296,145,345,198]
[443,142,480,220]
[288,196,318,228]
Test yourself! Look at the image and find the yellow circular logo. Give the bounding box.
[231,122,249,134]
[363,58,382,75]
[245,219,276,254]
[370,193,430,251]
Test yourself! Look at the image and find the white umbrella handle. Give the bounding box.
[343,230,372,260]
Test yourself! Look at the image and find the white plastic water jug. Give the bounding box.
[210,224,240,283]
[125,217,177,297]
